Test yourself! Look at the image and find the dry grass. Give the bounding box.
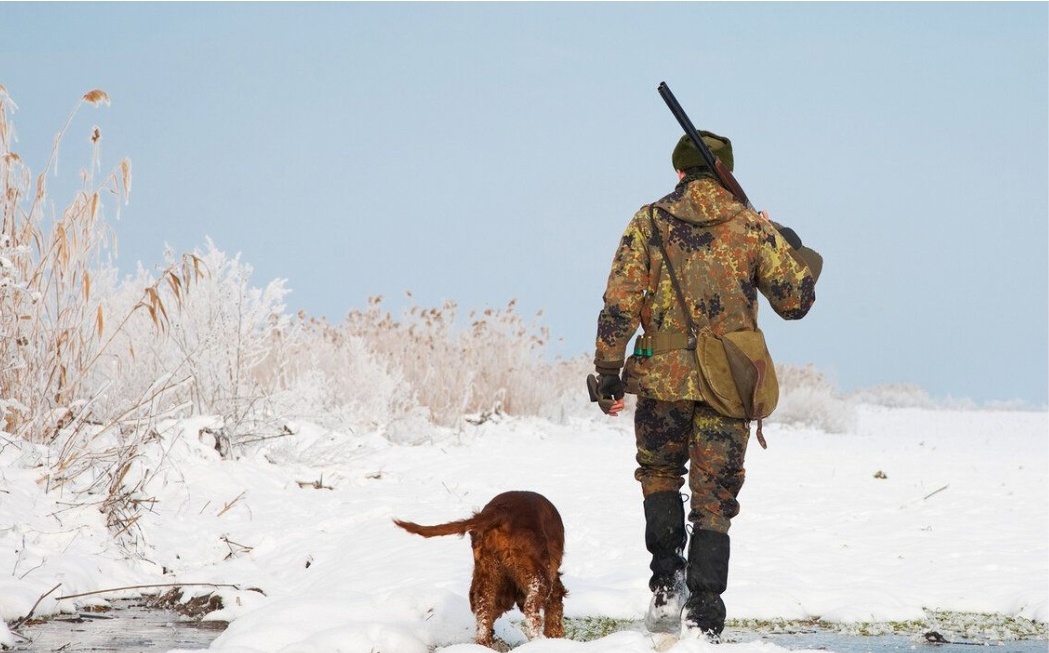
[269,295,588,433]
[0,88,202,444]
[0,88,207,551]
[341,296,555,425]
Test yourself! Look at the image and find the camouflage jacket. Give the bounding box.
[594,175,817,401]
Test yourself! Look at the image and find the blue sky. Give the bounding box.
[2,3,1046,405]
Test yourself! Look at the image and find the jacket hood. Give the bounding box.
[652,174,745,228]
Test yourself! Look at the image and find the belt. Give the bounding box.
[632,332,695,357]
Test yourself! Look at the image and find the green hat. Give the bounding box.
[672,131,734,172]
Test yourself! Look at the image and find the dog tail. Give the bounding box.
[392,512,496,538]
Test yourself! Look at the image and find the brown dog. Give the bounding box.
[393,490,567,648]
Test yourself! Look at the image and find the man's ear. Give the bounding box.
[677,170,686,181]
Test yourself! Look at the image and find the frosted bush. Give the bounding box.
[80,263,185,421]
[771,364,852,433]
[848,383,935,409]
[170,241,287,410]
[269,321,426,433]
[533,354,595,425]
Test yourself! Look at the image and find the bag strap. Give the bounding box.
[647,206,699,339]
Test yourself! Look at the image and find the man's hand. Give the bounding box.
[762,211,803,249]
[587,372,626,416]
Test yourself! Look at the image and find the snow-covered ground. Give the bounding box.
[1,404,1046,652]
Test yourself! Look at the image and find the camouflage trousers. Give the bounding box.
[634,397,750,534]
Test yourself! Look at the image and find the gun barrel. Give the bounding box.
[657,82,719,172]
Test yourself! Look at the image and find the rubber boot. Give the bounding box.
[642,492,688,633]
[682,529,730,642]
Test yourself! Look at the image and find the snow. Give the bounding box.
[0,404,1045,652]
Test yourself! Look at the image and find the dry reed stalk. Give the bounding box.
[216,491,246,517]
[1,88,127,440]
[0,89,218,560]
[0,88,206,448]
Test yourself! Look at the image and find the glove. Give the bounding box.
[597,373,625,401]
[767,215,822,283]
[587,369,625,415]
[771,222,803,249]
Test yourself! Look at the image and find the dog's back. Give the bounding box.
[393,490,567,648]
[476,491,564,569]
[394,491,563,554]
